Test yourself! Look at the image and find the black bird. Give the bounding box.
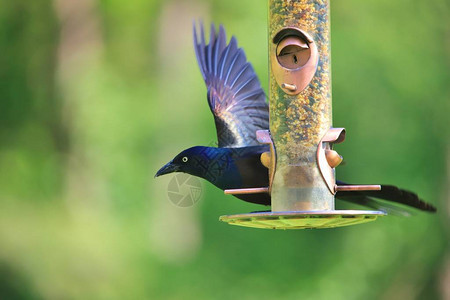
[155,23,436,214]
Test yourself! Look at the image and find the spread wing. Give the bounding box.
[193,23,269,148]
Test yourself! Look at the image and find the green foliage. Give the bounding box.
[0,0,448,299]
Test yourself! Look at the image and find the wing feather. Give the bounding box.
[194,23,269,147]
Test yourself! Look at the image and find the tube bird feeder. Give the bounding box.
[220,0,386,229]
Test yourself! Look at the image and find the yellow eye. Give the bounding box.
[182,157,188,163]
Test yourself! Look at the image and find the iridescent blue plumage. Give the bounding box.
[156,145,270,205]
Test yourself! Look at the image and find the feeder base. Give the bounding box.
[219,210,386,229]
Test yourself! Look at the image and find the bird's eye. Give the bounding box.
[182,157,188,163]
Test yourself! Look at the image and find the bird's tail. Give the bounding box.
[338,195,414,216]
[336,181,436,214]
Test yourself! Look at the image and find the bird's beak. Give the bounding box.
[155,160,180,177]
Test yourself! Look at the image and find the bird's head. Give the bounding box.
[155,146,212,178]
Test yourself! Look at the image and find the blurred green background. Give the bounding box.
[0,0,449,299]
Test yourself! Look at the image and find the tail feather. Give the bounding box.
[336,181,436,213]
[338,195,413,216]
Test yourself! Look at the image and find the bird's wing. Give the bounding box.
[193,23,269,148]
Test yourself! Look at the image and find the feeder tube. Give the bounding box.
[269,0,333,211]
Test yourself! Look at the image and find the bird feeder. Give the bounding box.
[220,0,386,229]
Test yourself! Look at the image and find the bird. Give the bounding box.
[155,23,436,214]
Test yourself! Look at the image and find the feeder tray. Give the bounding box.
[220,210,386,230]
